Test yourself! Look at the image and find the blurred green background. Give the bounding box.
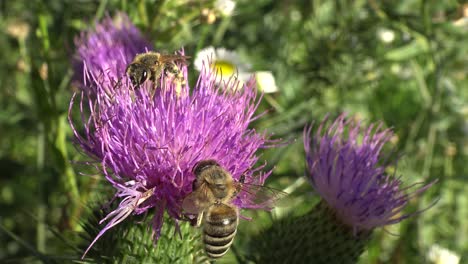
[0,0,466,263]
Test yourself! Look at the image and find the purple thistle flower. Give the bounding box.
[69,14,275,258]
[73,12,152,92]
[303,114,435,232]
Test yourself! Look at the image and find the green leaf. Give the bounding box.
[385,40,430,61]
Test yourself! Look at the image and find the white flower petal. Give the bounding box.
[194,46,216,72]
[255,71,278,93]
[428,244,460,264]
[194,46,251,83]
[377,28,395,43]
[215,0,236,17]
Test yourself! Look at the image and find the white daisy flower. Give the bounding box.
[428,244,461,264]
[195,47,278,93]
[215,0,236,17]
[194,46,251,83]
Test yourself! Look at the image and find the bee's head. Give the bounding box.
[192,160,231,198]
[192,160,220,176]
[192,160,232,199]
[126,63,149,86]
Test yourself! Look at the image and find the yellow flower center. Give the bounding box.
[211,60,236,77]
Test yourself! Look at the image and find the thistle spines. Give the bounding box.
[250,201,372,264]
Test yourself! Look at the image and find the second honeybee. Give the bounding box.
[182,160,286,259]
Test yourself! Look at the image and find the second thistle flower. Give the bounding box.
[250,114,436,263]
[304,114,435,232]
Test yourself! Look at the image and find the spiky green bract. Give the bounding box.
[249,201,371,264]
[80,206,208,264]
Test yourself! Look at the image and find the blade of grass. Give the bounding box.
[0,224,53,264]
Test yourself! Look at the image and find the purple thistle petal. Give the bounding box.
[82,181,154,257]
[303,114,436,231]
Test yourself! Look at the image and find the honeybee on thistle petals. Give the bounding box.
[126,51,189,88]
[182,160,287,259]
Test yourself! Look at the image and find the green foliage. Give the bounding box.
[0,0,466,263]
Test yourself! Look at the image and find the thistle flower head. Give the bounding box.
[303,114,435,231]
[73,12,152,90]
[70,14,274,258]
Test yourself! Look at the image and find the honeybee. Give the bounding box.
[126,51,189,87]
[182,160,287,259]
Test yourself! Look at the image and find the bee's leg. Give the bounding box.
[175,84,182,97]
[149,76,161,99]
[175,73,185,93]
[232,175,246,198]
[130,90,136,103]
[196,211,204,227]
[165,63,184,81]
[165,62,177,74]
[181,214,196,226]
[162,63,174,79]
[239,175,246,183]
[152,67,162,87]
[232,187,241,199]
[172,66,185,85]
[164,63,184,96]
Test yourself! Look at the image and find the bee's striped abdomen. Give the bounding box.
[203,204,239,259]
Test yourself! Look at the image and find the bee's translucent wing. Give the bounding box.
[235,183,288,210]
[160,55,190,64]
[181,186,211,215]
